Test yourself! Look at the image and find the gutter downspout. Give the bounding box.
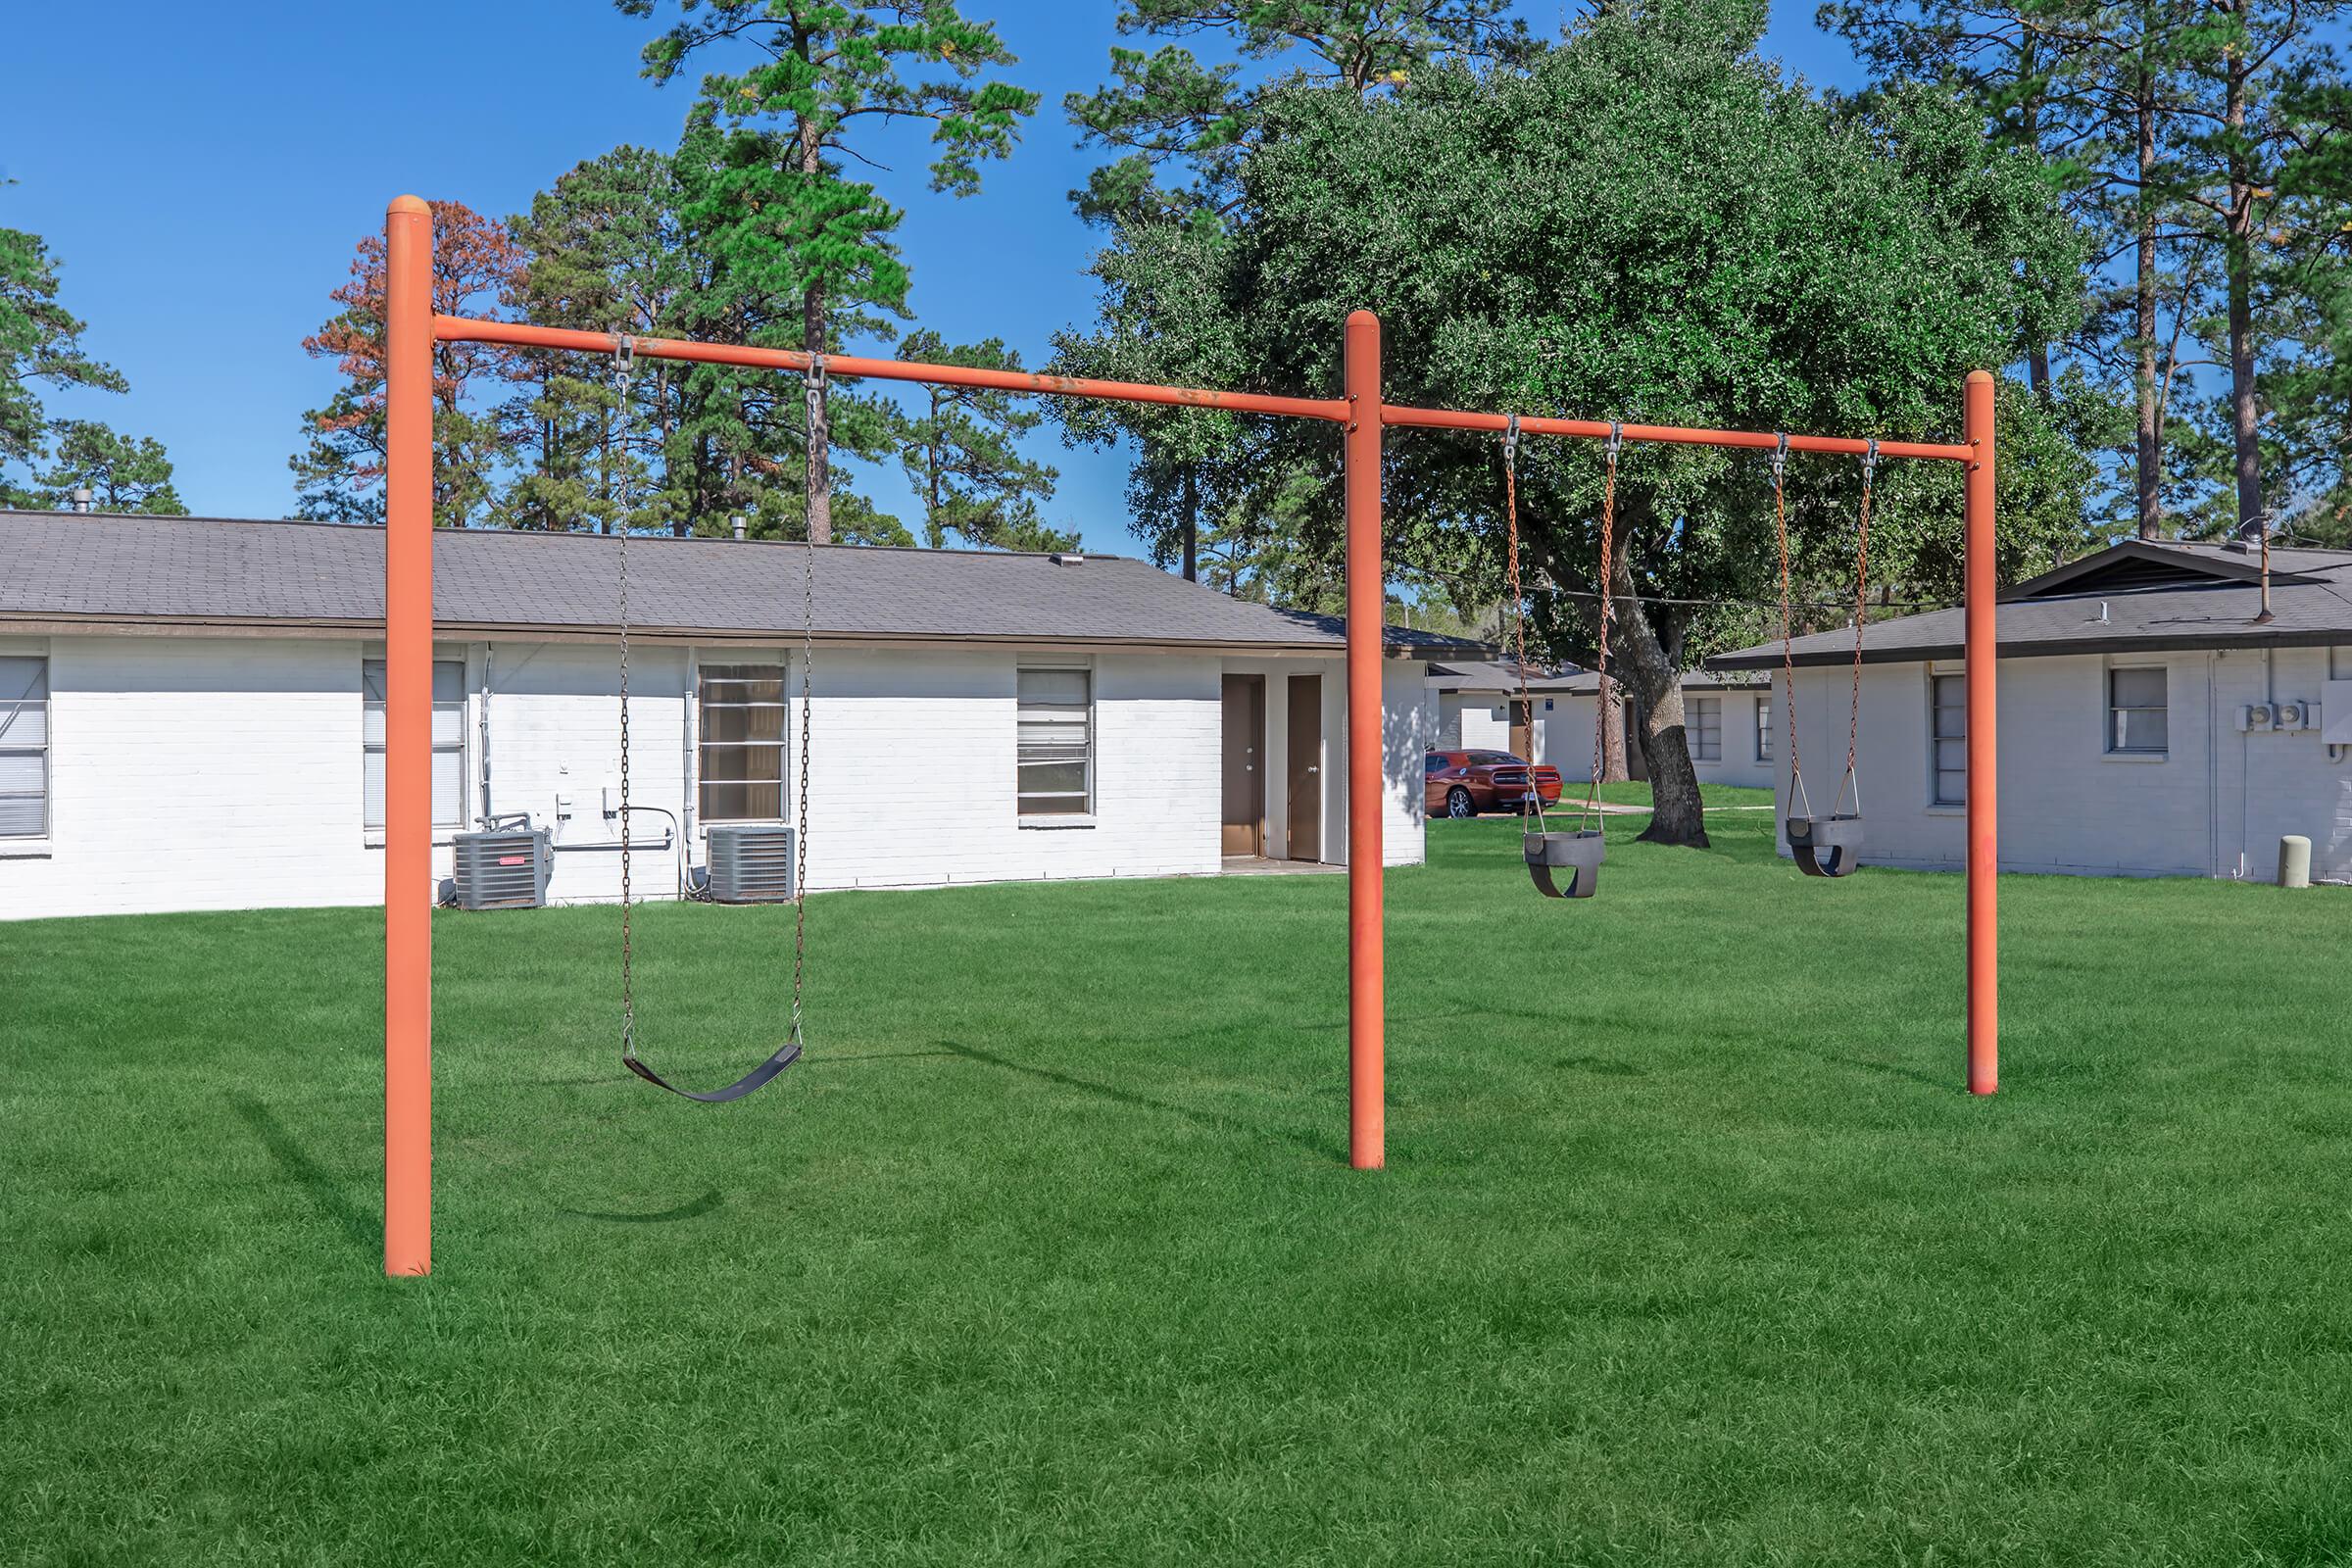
[2207,652,2220,878]
[478,642,495,825]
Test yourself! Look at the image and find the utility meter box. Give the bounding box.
[2322,681,2352,745]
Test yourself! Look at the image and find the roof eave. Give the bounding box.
[1709,623,2352,669]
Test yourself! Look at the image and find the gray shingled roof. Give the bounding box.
[0,511,1483,654]
[1428,659,1582,691]
[1709,538,2352,669]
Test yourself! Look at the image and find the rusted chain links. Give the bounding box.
[789,518,813,1050]
[1584,425,1620,833]
[1837,440,1877,817]
[1500,416,1549,833]
[1773,433,1813,820]
[614,335,638,1062]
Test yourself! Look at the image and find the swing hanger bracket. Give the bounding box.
[1606,420,1623,460]
[1770,431,1788,480]
[1861,436,1880,483]
[1502,412,1520,465]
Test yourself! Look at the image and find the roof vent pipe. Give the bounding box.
[71,487,92,514]
[2253,514,2276,625]
[731,514,747,541]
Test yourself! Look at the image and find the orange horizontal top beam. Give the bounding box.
[1378,405,1975,463]
[432,317,1351,423]
[432,314,1976,463]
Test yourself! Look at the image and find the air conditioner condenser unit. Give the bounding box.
[450,827,554,909]
[705,824,797,904]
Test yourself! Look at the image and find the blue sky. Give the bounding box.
[0,1,1863,554]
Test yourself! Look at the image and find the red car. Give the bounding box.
[1425,749,1563,818]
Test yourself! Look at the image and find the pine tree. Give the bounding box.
[893,329,1065,551]
[621,0,1038,544]
[34,420,186,514]
[0,200,130,508]
[1066,0,1530,225]
[291,200,521,525]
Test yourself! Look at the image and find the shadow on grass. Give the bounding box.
[941,1040,1343,1162]
[229,1094,376,1257]
[560,1190,725,1225]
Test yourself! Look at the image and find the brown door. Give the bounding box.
[1287,673,1322,860]
[1220,674,1265,855]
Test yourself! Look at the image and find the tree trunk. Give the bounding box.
[1590,676,1627,785]
[1607,505,1708,847]
[1598,673,1629,782]
[2135,73,2163,539]
[2018,56,2055,399]
[1180,466,1199,581]
[2224,45,2264,539]
[925,389,945,549]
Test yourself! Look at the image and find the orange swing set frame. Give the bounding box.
[378,194,2002,1277]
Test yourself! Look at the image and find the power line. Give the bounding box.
[1386,560,1951,615]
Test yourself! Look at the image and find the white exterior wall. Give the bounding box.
[1544,687,1775,789]
[1777,647,2352,883]
[0,636,388,919]
[0,633,1430,921]
[1436,691,1554,760]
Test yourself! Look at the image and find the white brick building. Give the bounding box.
[1710,537,2352,883]
[0,513,1458,920]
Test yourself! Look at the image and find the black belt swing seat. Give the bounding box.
[607,333,811,1103]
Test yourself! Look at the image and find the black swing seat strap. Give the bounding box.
[623,1035,803,1103]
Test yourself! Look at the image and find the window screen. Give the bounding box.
[1754,695,1773,762]
[699,663,786,822]
[0,656,49,838]
[2108,666,2168,754]
[1018,667,1092,815]
[1932,673,1966,805]
[364,659,466,830]
[1689,697,1722,760]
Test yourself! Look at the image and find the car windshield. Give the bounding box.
[1469,751,1524,767]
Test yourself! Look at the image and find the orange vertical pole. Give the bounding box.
[1962,370,1998,1096]
[1344,310,1385,1169]
[384,195,435,1273]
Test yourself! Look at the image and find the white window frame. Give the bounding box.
[1753,694,1773,762]
[0,654,51,842]
[1930,670,1967,807]
[1689,696,1722,761]
[696,656,790,828]
[2105,663,2169,757]
[364,655,467,836]
[1017,663,1096,820]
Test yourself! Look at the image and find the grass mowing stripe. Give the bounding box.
[4,789,2349,1565]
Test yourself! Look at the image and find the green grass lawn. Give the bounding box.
[6,803,2350,1566]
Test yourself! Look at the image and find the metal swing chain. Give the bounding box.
[1500,416,1549,833]
[1836,441,1877,818]
[788,502,814,1050]
[1583,424,1621,833]
[613,336,639,1062]
[1773,432,1813,821]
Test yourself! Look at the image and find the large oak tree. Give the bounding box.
[1060,0,2101,845]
